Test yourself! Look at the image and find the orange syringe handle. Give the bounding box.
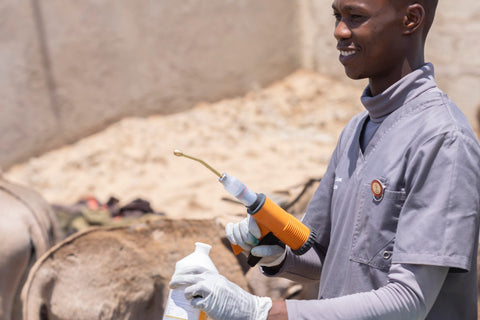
[232,193,315,256]
[231,243,244,255]
[252,196,311,251]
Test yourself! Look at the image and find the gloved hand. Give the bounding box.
[169,265,272,320]
[225,215,286,267]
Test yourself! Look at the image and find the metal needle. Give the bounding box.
[173,149,223,178]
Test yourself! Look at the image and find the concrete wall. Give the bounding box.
[302,0,480,129]
[0,0,300,169]
[2,0,479,169]
[427,0,480,126]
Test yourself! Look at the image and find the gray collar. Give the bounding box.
[361,63,437,123]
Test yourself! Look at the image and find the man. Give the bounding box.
[170,0,480,319]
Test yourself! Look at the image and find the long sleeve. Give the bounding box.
[285,263,448,319]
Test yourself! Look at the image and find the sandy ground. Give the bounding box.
[4,70,364,223]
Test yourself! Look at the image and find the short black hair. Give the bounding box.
[423,0,439,38]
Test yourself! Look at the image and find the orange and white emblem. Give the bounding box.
[371,179,385,201]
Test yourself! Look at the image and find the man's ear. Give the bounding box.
[403,3,425,35]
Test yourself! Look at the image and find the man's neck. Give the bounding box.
[369,55,425,96]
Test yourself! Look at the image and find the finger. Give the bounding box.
[225,222,237,245]
[169,269,209,289]
[169,274,198,289]
[184,282,209,301]
[226,218,251,246]
[190,296,206,309]
[248,216,262,239]
[233,219,258,250]
[187,282,217,314]
[232,225,251,251]
[174,265,210,276]
[239,218,259,246]
[250,244,285,257]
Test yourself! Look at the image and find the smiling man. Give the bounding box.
[169,0,480,319]
[334,0,438,96]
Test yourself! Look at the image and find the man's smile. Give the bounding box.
[337,46,358,63]
[339,50,355,57]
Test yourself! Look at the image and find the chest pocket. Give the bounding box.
[350,183,407,271]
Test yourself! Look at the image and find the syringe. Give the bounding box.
[173,149,316,266]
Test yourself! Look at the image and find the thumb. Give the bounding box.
[250,244,285,257]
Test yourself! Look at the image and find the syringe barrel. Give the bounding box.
[219,173,257,207]
[248,193,315,254]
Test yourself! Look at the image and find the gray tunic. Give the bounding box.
[275,64,480,319]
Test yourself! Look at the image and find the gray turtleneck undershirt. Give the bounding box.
[360,63,440,151]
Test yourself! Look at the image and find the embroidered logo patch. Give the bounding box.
[371,179,385,202]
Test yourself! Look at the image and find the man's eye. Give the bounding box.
[332,12,341,20]
[350,14,367,22]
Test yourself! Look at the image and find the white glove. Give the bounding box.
[169,265,272,320]
[225,215,261,252]
[226,215,286,267]
[251,244,286,267]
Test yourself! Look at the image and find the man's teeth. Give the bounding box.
[340,50,355,57]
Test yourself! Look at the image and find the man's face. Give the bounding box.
[332,0,406,88]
